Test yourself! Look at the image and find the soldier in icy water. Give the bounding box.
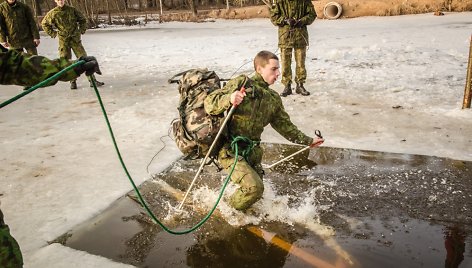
[204,50,324,211]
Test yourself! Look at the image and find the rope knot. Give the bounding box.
[231,135,259,161]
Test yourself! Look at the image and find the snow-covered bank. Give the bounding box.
[0,12,471,267]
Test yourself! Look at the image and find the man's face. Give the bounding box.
[55,0,65,7]
[6,0,16,4]
[257,59,280,85]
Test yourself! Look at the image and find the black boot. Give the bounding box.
[296,83,310,96]
[280,83,292,97]
[90,80,105,87]
[70,80,77,90]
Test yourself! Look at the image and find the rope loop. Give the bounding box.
[231,135,259,161]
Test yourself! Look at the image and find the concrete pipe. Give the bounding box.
[323,2,342,20]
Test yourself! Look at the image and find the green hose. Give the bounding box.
[90,77,239,235]
[0,61,239,235]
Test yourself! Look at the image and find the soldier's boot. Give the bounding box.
[280,83,292,97]
[90,80,105,87]
[70,80,77,90]
[296,83,310,96]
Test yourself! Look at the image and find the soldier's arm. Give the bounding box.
[299,0,317,26]
[76,9,87,34]
[270,2,286,27]
[41,14,56,38]
[204,75,246,115]
[0,13,7,43]
[270,95,313,145]
[0,50,79,87]
[25,5,40,40]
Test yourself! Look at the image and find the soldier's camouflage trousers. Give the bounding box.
[0,210,23,268]
[58,37,87,60]
[218,145,264,211]
[280,47,307,86]
[58,36,87,84]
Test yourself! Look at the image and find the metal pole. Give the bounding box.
[463,34,472,109]
[265,146,311,169]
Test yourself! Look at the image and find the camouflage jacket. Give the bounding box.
[270,0,316,48]
[0,48,78,87]
[0,1,39,48]
[42,5,87,41]
[204,73,312,147]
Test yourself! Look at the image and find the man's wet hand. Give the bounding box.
[310,137,324,148]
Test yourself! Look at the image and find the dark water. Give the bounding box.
[57,144,472,267]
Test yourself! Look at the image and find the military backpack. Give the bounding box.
[169,69,225,159]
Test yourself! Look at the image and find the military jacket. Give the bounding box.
[0,1,39,49]
[0,49,78,87]
[42,5,87,41]
[204,73,312,146]
[270,0,316,48]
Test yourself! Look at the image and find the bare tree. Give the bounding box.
[105,0,112,24]
[188,0,197,17]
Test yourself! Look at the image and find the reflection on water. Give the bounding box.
[444,226,466,268]
[58,145,472,267]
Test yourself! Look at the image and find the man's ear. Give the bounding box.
[255,65,262,75]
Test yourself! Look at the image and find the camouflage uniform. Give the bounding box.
[0,208,22,268]
[0,0,40,55]
[41,4,88,60]
[0,48,78,87]
[0,47,83,267]
[204,73,313,210]
[270,0,316,86]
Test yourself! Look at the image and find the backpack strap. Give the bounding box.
[168,69,193,84]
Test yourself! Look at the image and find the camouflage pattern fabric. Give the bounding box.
[0,1,39,54]
[0,48,78,87]
[204,73,313,209]
[41,5,87,60]
[58,35,87,60]
[280,46,307,85]
[172,69,224,159]
[0,209,23,268]
[270,0,316,49]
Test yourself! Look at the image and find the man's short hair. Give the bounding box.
[254,50,278,71]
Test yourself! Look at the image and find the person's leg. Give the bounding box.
[219,150,264,211]
[294,47,309,96]
[280,47,293,97]
[294,47,307,84]
[58,38,77,89]
[0,209,23,268]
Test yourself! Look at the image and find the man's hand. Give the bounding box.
[74,56,102,76]
[33,39,40,47]
[230,90,246,106]
[310,137,324,148]
[1,42,9,48]
[285,17,296,27]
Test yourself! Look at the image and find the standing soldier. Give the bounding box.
[42,0,104,90]
[0,0,40,55]
[204,51,324,211]
[270,0,316,97]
